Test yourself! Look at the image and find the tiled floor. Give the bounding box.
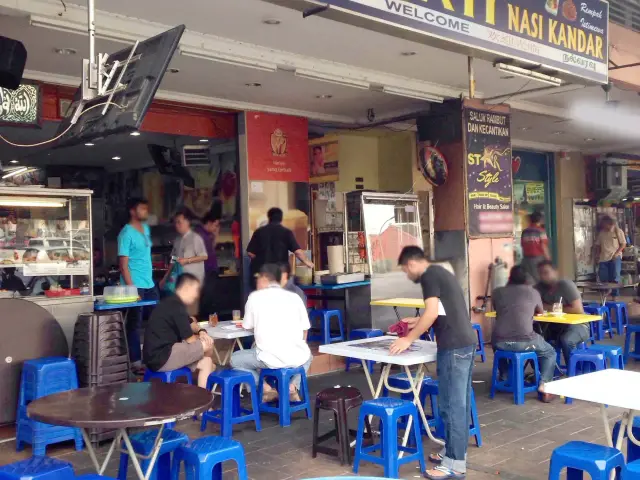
[0,333,634,480]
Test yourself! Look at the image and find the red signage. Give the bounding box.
[246,112,309,182]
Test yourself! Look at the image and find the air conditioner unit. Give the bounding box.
[594,157,628,201]
[182,145,210,167]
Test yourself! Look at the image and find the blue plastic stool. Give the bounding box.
[584,305,613,340]
[172,436,248,480]
[200,370,261,437]
[549,441,624,480]
[490,350,540,405]
[565,350,606,405]
[143,367,193,384]
[554,342,587,375]
[76,476,116,480]
[613,417,640,463]
[624,324,640,362]
[353,398,426,478]
[606,301,628,335]
[0,457,74,480]
[382,373,438,437]
[345,329,384,373]
[117,429,188,480]
[472,324,487,362]
[623,459,640,479]
[258,367,312,427]
[308,309,345,344]
[586,345,624,369]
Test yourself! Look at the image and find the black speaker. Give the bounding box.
[0,36,27,90]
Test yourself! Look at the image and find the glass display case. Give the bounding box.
[0,187,93,299]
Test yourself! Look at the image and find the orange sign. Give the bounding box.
[246,112,309,182]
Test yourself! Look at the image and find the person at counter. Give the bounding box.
[247,207,313,289]
[520,211,550,282]
[118,198,159,370]
[196,212,220,276]
[143,273,215,388]
[535,261,589,366]
[160,209,208,286]
[595,215,626,298]
[1,267,25,291]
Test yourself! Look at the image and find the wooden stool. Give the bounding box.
[312,386,364,465]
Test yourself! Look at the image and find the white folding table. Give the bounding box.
[543,369,640,450]
[204,321,254,366]
[319,335,444,447]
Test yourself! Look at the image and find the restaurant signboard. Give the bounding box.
[0,83,41,126]
[298,0,608,84]
[464,108,514,237]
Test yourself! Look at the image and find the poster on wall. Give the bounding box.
[182,155,237,221]
[0,83,41,126]
[309,139,339,183]
[246,112,309,182]
[464,108,514,237]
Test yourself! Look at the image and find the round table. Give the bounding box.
[576,281,623,305]
[28,382,213,480]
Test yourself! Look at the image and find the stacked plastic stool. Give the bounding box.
[606,301,628,335]
[490,350,540,405]
[624,324,640,362]
[472,324,487,362]
[612,417,640,462]
[584,305,613,340]
[353,397,426,478]
[117,428,188,480]
[16,357,83,455]
[172,436,248,480]
[308,309,345,344]
[345,328,383,373]
[0,456,75,480]
[143,367,193,384]
[258,367,312,427]
[586,344,624,369]
[565,350,606,405]
[200,370,261,437]
[549,441,625,480]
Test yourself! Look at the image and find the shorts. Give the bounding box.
[158,341,204,372]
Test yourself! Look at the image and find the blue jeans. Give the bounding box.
[436,345,475,474]
[494,333,556,383]
[599,257,622,296]
[127,286,159,364]
[230,349,312,390]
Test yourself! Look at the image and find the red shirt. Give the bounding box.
[521,225,548,258]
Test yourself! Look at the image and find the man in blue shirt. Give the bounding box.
[118,198,158,370]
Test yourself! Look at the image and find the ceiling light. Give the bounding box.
[54,47,77,55]
[401,51,417,56]
[199,139,209,143]
[2,167,28,179]
[181,47,278,72]
[295,68,370,90]
[245,83,262,87]
[84,142,94,146]
[316,94,333,99]
[130,131,141,136]
[495,63,563,87]
[0,196,66,207]
[262,19,281,25]
[9,160,19,164]
[381,86,444,103]
[112,156,121,161]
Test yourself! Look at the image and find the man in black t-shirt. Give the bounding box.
[393,246,476,480]
[246,208,313,288]
[143,273,215,388]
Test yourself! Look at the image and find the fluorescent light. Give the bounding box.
[199,139,209,143]
[2,167,28,179]
[85,143,94,147]
[0,196,66,207]
[180,47,278,72]
[382,86,444,102]
[130,132,141,136]
[9,160,18,164]
[30,15,139,44]
[295,68,370,90]
[495,63,563,87]
[112,156,121,160]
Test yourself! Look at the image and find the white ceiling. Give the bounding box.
[0,0,639,153]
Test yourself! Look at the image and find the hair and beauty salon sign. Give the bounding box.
[311,0,608,83]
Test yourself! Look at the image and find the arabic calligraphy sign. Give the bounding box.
[0,83,41,126]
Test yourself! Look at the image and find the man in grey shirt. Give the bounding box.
[493,266,556,402]
[535,260,589,367]
[279,263,306,304]
[161,210,208,289]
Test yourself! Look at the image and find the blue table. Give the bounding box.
[299,281,371,291]
[94,299,158,310]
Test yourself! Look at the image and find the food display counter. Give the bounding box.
[0,187,94,343]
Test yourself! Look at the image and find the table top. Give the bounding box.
[298,281,370,291]
[27,382,213,428]
[204,321,254,339]
[370,297,424,308]
[542,369,640,410]
[94,299,158,311]
[484,311,601,324]
[319,335,437,365]
[575,282,622,291]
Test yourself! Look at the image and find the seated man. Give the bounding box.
[143,273,215,388]
[231,263,312,403]
[535,260,590,366]
[279,262,306,304]
[492,266,556,402]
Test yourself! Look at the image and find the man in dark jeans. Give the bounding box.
[492,266,556,402]
[117,198,158,372]
[392,246,476,480]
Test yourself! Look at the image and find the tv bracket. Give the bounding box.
[69,0,140,125]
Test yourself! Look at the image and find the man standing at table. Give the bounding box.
[118,198,158,372]
[392,246,477,480]
[595,215,626,299]
[535,261,589,366]
[520,211,550,282]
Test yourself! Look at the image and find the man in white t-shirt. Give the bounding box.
[231,263,312,403]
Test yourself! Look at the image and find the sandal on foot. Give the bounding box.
[429,453,444,464]
[424,466,466,480]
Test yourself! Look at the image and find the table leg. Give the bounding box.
[211,341,222,365]
[361,360,390,398]
[626,410,640,447]
[80,429,122,474]
[393,307,402,321]
[120,425,165,480]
